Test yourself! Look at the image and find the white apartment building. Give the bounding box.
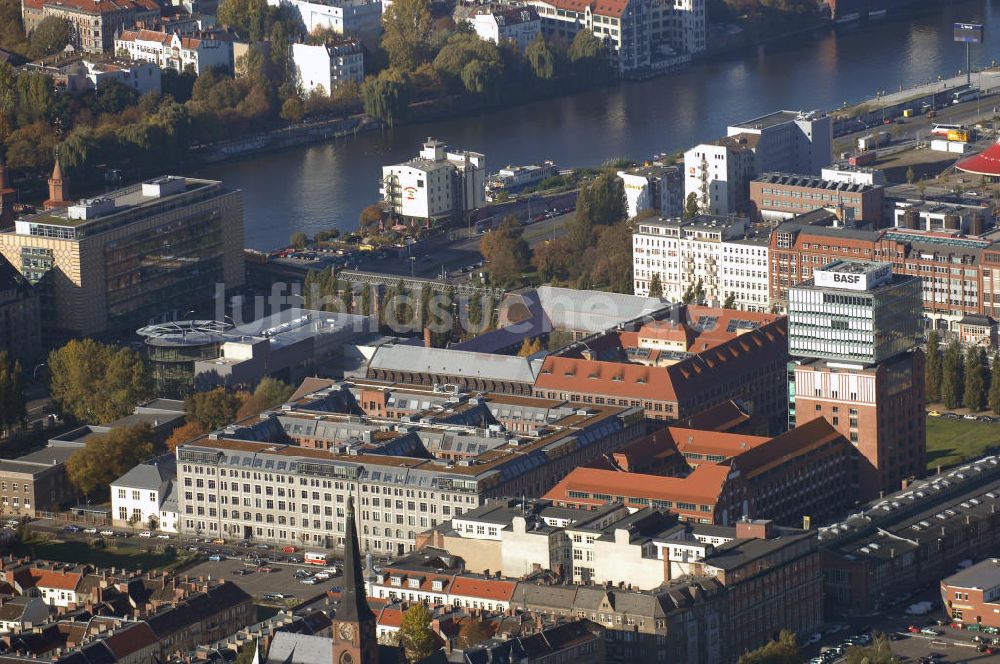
[465,6,541,51]
[617,164,683,219]
[683,137,756,216]
[78,60,161,95]
[111,456,179,533]
[292,41,364,94]
[727,110,832,176]
[633,215,769,311]
[266,0,382,37]
[115,29,232,74]
[719,237,770,312]
[381,138,486,222]
[820,165,886,186]
[523,0,651,73]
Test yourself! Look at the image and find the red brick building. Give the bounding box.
[750,172,884,226]
[544,417,857,527]
[941,558,1000,628]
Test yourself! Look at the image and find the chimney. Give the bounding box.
[735,519,773,540]
[423,327,431,348]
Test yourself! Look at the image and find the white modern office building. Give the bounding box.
[727,110,833,176]
[618,164,683,219]
[265,0,382,37]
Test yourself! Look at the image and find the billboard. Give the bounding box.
[954,23,984,43]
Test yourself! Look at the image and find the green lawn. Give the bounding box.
[926,416,1000,470]
[10,538,185,570]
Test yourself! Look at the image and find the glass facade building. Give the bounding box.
[788,261,922,366]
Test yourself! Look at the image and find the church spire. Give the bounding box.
[43,148,67,210]
[338,496,375,623]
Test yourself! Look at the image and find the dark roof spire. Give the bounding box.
[337,496,375,623]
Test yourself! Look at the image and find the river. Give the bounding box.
[193,0,1000,250]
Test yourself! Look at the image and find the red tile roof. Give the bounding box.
[732,417,846,479]
[30,569,83,591]
[449,577,516,602]
[671,427,769,459]
[102,623,157,658]
[376,606,403,629]
[43,0,157,15]
[536,356,673,401]
[544,463,733,508]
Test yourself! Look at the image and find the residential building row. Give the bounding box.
[115,29,234,75]
[21,0,160,53]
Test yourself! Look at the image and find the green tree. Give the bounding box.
[684,191,700,218]
[290,231,308,248]
[27,16,70,59]
[517,337,542,357]
[965,346,988,412]
[567,29,607,76]
[844,634,899,664]
[990,353,1000,415]
[940,340,964,410]
[925,329,942,402]
[48,340,152,424]
[567,172,625,253]
[361,284,373,316]
[380,0,433,71]
[280,96,304,122]
[648,273,663,298]
[0,352,25,434]
[233,639,257,664]
[723,292,737,309]
[66,424,156,498]
[525,35,554,80]
[0,0,28,57]
[480,217,530,288]
[185,387,243,430]
[360,69,410,127]
[905,166,915,185]
[398,605,438,663]
[737,629,799,664]
[235,378,294,419]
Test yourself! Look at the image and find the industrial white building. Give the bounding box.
[632,215,769,311]
[464,6,541,51]
[115,29,233,74]
[617,164,683,219]
[727,110,833,176]
[265,0,382,37]
[292,40,364,94]
[381,138,486,222]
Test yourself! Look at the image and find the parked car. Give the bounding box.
[156,534,170,539]
[257,566,274,573]
[99,529,115,537]
[212,538,226,545]
[300,577,319,585]
[138,531,152,538]
[62,525,80,533]
[208,554,225,561]
[83,527,98,534]
[920,627,941,636]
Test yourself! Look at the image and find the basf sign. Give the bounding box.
[813,263,892,292]
[954,23,984,43]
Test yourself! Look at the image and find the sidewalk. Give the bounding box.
[868,68,1000,109]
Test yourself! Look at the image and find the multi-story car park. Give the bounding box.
[175,384,645,555]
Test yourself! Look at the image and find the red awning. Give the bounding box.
[956,142,1000,176]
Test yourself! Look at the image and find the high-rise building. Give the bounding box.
[0,176,244,339]
[727,110,832,176]
[787,260,925,499]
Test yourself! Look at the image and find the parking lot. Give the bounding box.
[181,555,344,604]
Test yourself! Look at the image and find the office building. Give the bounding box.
[21,0,160,53]
[265,0,382,37]
[534,307,789,432]
[940,559,1000,628]
[292,40,364,94]
[821,164,886,186]
[0,176,244,339]
[115,29,233,74]
[462,6,541,51]
[381,138,486,224]
[682,135,756,216]
[727,110,832,176]
[174,380,645,553]
[788,260,925,499]
[788,261,922,365]
[649,0,704,56]
[0,446,79,517]
[632,215,770,310]
[0,255,40,364]
[139,309,375,397]
[768,211,1000,333]
[617,164,683,220]
[750,172,884,226]
[544,417,856,527]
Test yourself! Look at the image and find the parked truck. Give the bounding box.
[857,132,890,151]
[848,151,877,167]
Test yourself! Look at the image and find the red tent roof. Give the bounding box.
[956,142,1000,176]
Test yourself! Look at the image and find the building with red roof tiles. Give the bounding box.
[449,577,517,610]
[534,313,788,432]
[115,29,233,74]
[546,416,857,527]
[21,0,160,53]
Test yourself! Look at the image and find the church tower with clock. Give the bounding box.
[332,497,379,664]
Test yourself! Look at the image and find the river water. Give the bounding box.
[193,0,1000,250]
